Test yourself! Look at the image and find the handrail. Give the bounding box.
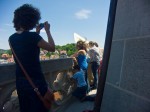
[0,58,73,112]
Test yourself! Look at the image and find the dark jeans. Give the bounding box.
[16,79,48,112]
[91,61,100,88]
[72,85,87,100]
[72,85,95,102]
[82,69,90,93]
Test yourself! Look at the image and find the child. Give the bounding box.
[71,65,95,102]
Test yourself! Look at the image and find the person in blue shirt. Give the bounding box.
[71,40,90,93]
[71,65,95,102]
[9,4,55,112]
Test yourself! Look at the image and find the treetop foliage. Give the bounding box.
[0,43,77,57]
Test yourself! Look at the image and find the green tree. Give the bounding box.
[6,49,12,55]
[41,43,77,57]
[46,52,51,59]
[55,43,77,56]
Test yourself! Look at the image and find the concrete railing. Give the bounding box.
[0,58,73,112]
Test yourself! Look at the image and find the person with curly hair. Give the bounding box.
[9,4,55,112]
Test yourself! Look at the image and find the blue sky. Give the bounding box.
[0,0,110,49]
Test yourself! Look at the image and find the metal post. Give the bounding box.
[93,0,118,112]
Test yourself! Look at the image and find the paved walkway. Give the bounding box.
[57,90,97,112]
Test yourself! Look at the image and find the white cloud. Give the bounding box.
[75,9,92,20]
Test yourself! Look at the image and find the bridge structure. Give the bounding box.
[0,58,76,112]
[1,0,150,112]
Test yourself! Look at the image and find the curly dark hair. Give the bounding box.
[13,4,41,31]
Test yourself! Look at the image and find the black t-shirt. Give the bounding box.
[9,31,47,87]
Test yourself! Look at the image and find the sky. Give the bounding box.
[0,0,110,50]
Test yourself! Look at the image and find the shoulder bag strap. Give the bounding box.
[9,40,45,101]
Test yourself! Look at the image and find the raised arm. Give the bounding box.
[37,21,55,52]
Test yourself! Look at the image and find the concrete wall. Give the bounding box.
[0,58,73,112]
[101,0,150,112]
[0,58,72,84]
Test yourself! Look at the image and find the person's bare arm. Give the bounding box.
[71,50,86,58]
[78,50,86,55]
[37,21,55,52]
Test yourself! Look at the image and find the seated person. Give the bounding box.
[70,65,95,102]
